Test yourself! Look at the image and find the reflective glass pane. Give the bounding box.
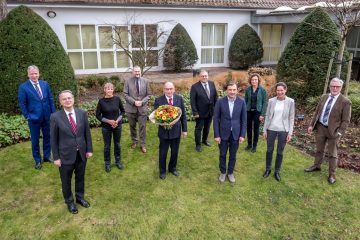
[115,26,129,47]
[202,24,213,46]
[262,47,271,61]
[84,52,98,69]
[100,51,114,68]
[214,24,225,46]
[271,24,282,45]
[146,50,158,66]
[213,48,224,63]
[201,49,212,64]
[261,24,271,45]
[146,25,157,47]
[99,26,113,49]
[131,25,144,48]
[65,25,81,49]
[82,25,96,49]
[68,52,83,69]
[116,51,129,68]
[132,51,144,66]
[270,47,281,61]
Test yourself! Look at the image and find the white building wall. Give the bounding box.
[8,5,253,74]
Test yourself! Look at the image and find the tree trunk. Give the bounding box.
[335,38,346,78]
[0,0,8,20]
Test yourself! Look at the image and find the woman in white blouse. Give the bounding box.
[263,82,295,181]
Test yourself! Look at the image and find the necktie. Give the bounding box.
[169,98,173,106]
[204,83,210,99]
[34,83,43,100]
[68,113,77,135]
[322,96,334,124]
[135,78,140,95]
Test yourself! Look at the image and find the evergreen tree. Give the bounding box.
[0,5,77,114]
[163,23,198,72]
[228,24,263,69]
[277,7,340,102]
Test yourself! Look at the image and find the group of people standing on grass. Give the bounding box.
[18,65,351,214]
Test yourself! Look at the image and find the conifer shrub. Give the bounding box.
[163,23,198,72]
[229,24,263,69]
[0,5,77,114]
[277,8,340,102]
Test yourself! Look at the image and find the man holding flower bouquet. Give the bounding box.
[153,82,187,180]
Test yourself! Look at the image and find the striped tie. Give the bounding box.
[169,98,173,106]
[322,96,334,125]
[68,113,77,135]
[34,83,43,100]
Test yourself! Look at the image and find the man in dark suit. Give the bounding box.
[18,65,56,170]
[154,82,187,180]
[305,78,351,184]
[123,66,152,153]
[190,70,218,152]
[51,90,93,214]
[213,82,247,183]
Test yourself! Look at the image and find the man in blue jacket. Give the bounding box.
[18,65,56,170]
[213,82,247,183]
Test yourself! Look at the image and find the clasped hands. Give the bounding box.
[214,137,245,144]
[54,152,92,167]
[107,119,119,128]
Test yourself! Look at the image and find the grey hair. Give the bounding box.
[330,77,344,86]
[27,65,39,72]
[58,90,74,98]
[199,69,208,75]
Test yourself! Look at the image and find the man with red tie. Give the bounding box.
[50,90,93,214]
[18,65,56,170]
[153,82,187,180]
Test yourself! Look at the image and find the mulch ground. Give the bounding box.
[79,68,360,173]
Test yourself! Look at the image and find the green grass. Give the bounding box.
[1,122,360,239]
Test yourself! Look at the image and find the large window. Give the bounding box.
[201,23,226,64]
[260,24,282,62]
[65,24,158,70]
[346,26,360,57]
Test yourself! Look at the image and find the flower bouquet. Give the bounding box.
[149,105,182,129]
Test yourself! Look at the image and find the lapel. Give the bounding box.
[282,97,289,119]
[198,81,210,99]
[223,97,231,118]
[61,109,78,136]
[172,95,177,106]
[329,94,342,118]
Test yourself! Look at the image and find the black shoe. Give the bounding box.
[245,145,252,151]
[195,145,202,152]
[328,176,336,184]
[251,147,257,153]
[263,170,271,178]
[34,162,42,170]
[43,158,52,163]
[76,198,90,208]
[202,141,212,147]
[115,162,123,170]
[170,170,180,177]
[274,172,281,182]
[159,173,166,180]
[105,165,111,173]
[67,202,78,214]
[304,165,321,172]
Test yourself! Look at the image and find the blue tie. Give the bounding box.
[322,96,334,124]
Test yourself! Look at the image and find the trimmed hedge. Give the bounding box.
[163,23,198,72]
[0,5,77,114]
[229,24,263,69]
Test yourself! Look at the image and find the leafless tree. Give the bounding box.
[0,0,8,20]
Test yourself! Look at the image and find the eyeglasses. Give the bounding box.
[330,85,341,88]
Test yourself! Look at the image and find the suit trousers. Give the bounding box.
[265,130,288,172]
[246,110,261,148]
[314,123,341,176]
[219,134,239,174]
[194,116,212,146]
[28,119,51,163]
[59,151,87,204]
[102,126,122,165]
[126,112,147,146]
[159,137,180,174]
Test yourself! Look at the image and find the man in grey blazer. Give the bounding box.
[51,90,93,214]
[123,66,152,153]
[305,78,352,184]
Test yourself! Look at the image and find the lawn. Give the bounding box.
[0,122,359,239]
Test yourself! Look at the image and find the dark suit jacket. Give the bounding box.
[213,96,247,140]
[310,94,352,138]
[50,108,93,165]
[154,94,187,139]
[190,80,218,118]
[123,76,151,114]
[18,80,56,122]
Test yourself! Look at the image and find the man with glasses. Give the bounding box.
[304,78,352,184]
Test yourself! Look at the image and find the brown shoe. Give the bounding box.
[141,146,147,153]
[304,165,321,172]
[131,143,137,149]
